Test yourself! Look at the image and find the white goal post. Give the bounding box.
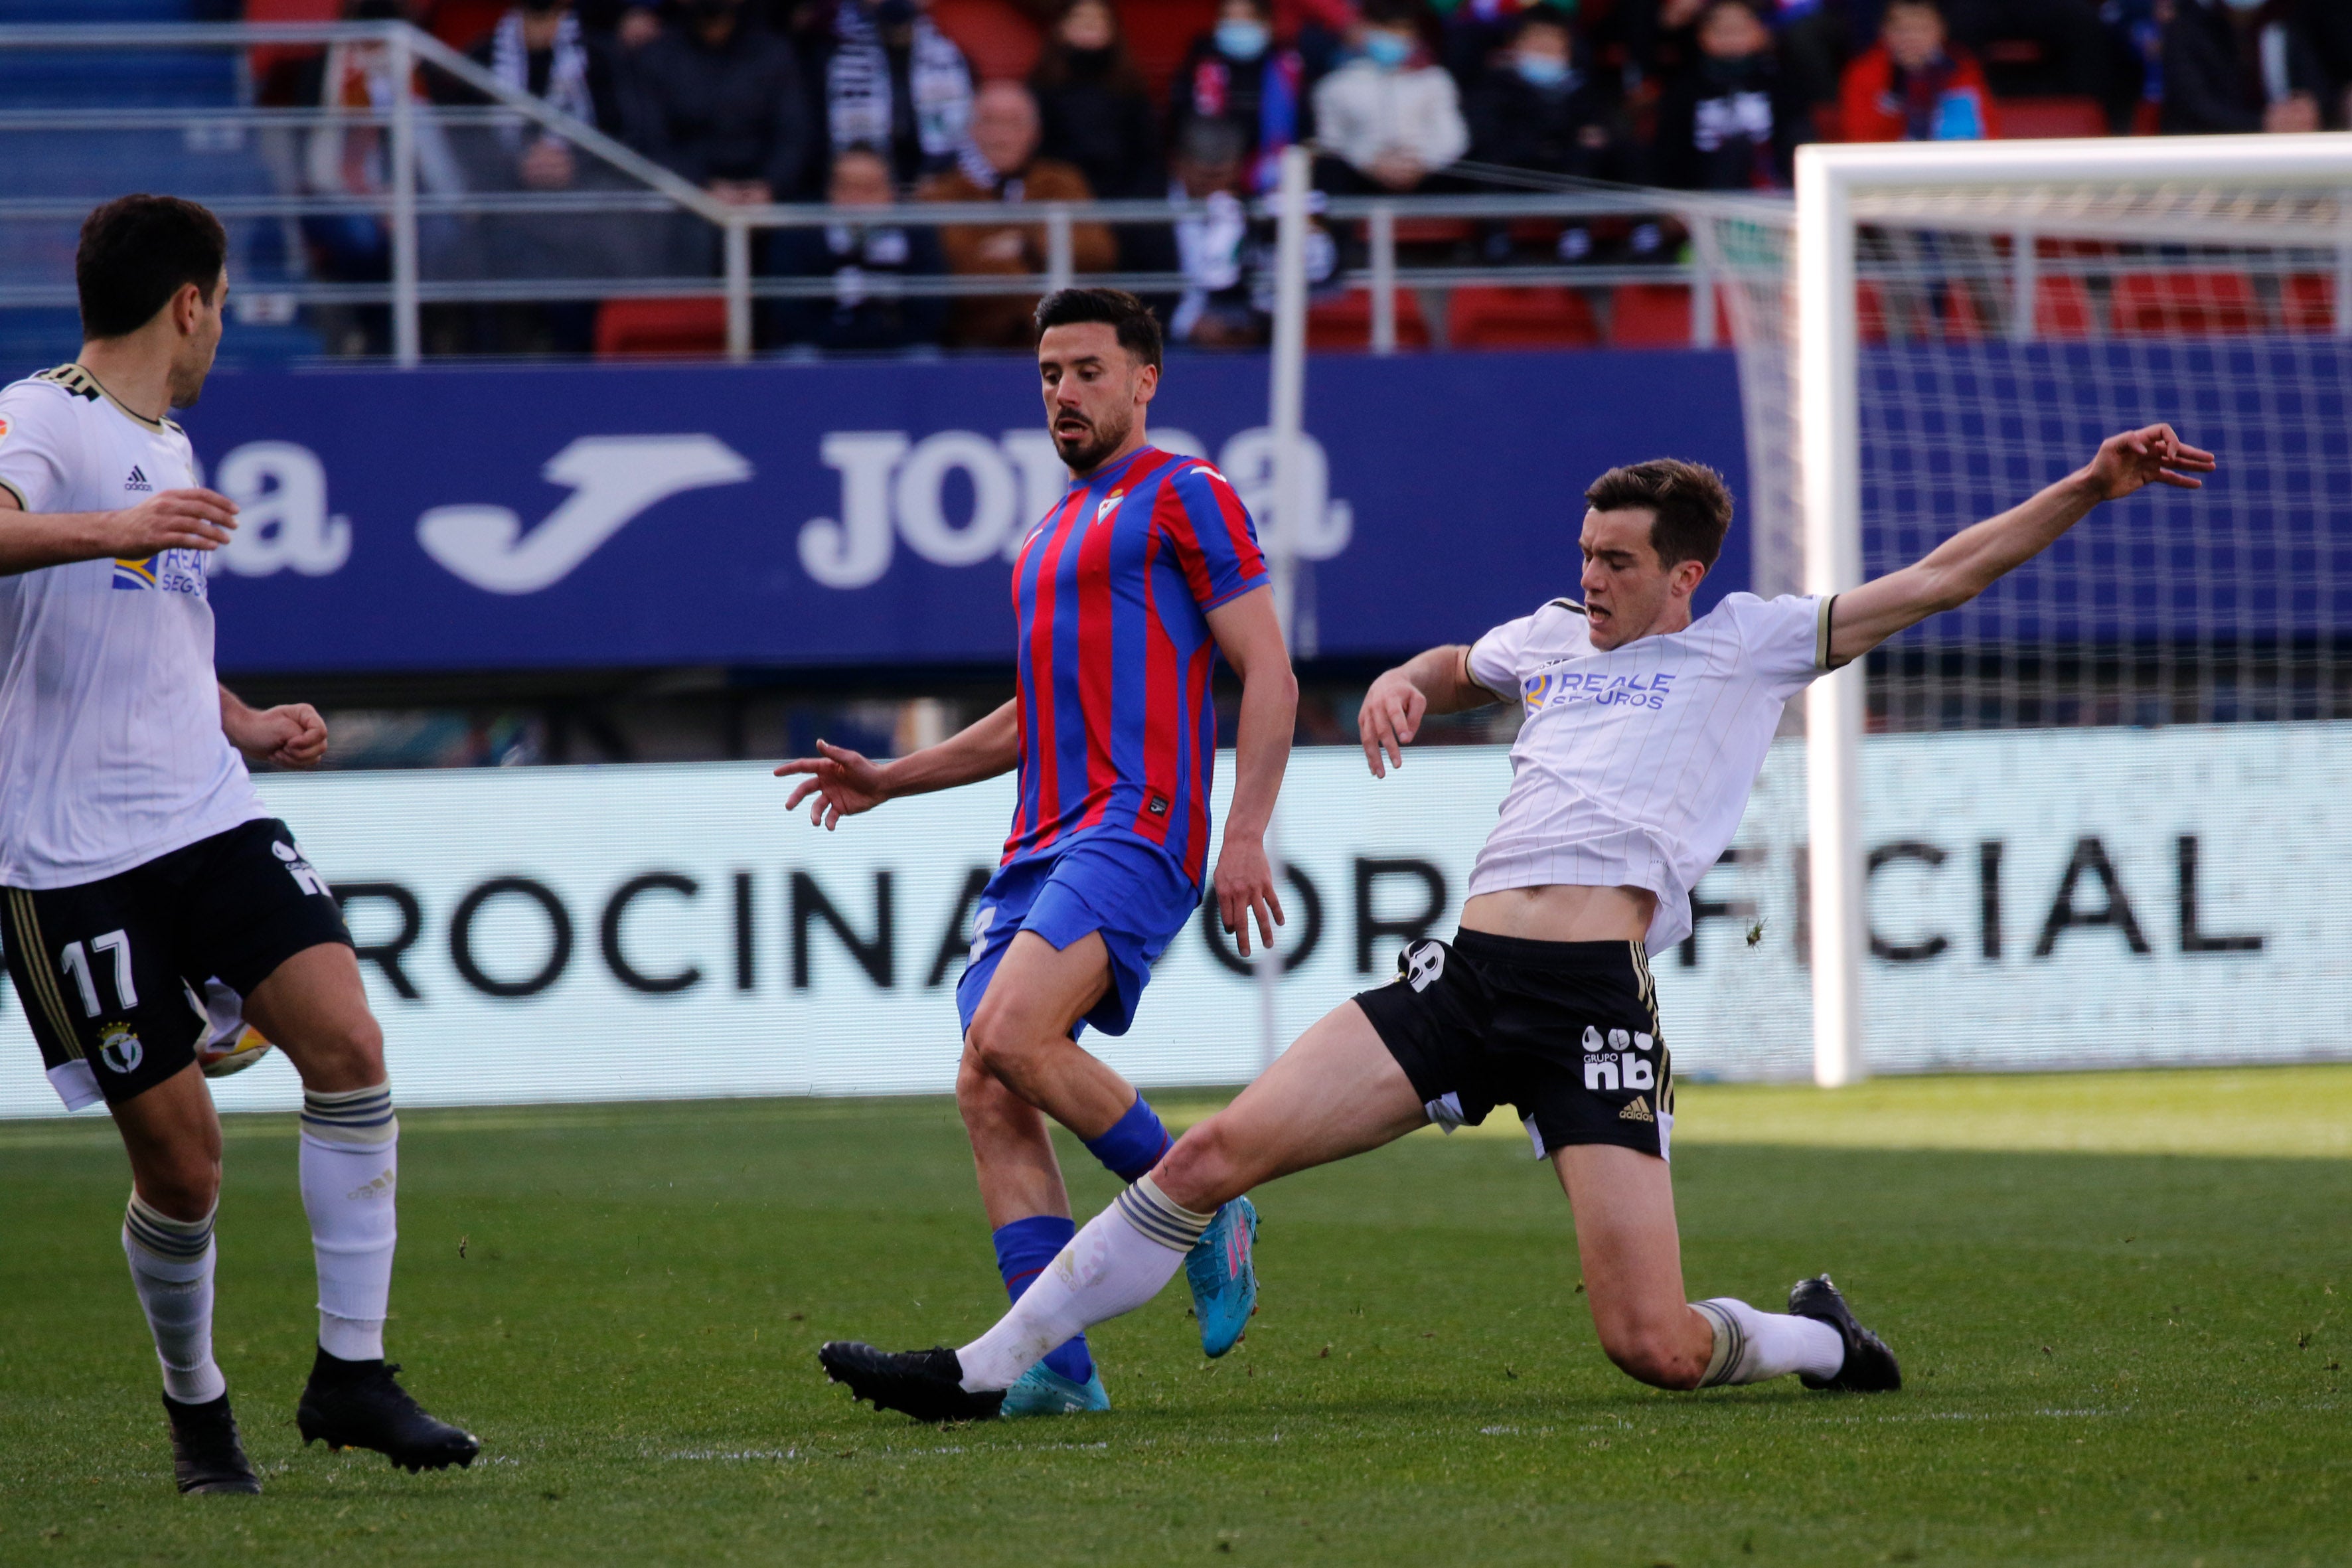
[1789,134,2352,1088]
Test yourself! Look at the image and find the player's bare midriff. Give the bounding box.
[1458,883,1657,945]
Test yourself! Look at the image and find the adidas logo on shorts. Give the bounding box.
[1619,1096,1654,1123]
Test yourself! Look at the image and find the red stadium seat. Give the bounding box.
[1997,96,2106,139]
[931,0,1043,83]
[2283,275,2336,334]
[2110,272,2266,336]
[595,298,728,359]
[2033,275,2098,338]
[1856,281,1938,343]
[1445,286,1602,350]
[1607,283,1731,348]
[1940,282,1992,341]
[1306,288,1430,351]
[1392,217,1474,246]
[1115,0,1219,101]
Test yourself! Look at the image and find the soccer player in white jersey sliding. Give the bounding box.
[0,196,477,1491]
[819,422,2215,1421]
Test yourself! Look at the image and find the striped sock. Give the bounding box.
[992,1216,1096,1385]
[1692,1297,1844,1386]
[121,1193,225,1405]
[956,1180,1210,1393]
[300,1083,399,1362]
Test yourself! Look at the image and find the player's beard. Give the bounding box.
[1054,406,1131,473]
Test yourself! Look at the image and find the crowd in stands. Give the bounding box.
[263,0,2352,354]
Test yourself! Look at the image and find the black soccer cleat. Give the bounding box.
[1788,1274,1902,1393]
[162,1390,263,1494]
[296,1348,480,1472]
[819,1342,1006,1424]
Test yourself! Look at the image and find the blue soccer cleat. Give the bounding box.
[998,1361,1111,1417]
[1186,1196,1259,1358]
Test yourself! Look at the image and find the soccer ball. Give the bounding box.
[199,1022,274,1079]
[193,977,275,1079]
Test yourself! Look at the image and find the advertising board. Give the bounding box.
[3,725,2339,1119]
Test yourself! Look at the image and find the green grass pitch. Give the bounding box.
[3,1067,2347,1567]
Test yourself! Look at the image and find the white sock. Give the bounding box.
[956,1176,1213,1391]
[122,1192,226,1405]
[1691,1296,1845,1386]
[299,1083,399,1362]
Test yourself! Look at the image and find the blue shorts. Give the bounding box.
[955,834,1202,1040]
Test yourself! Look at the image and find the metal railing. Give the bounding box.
[0,21,1767,363]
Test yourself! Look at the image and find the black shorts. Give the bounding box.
[1355,930,1675,1161]
[1,818,353,1109]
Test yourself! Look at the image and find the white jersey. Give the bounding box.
[0,364,264,890]
[1464,591,1836,951]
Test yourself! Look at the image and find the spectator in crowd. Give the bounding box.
[1166,117,1267,346]
[1652,0,1797,191]
[1624,0,1715,92]
[441,0,642,354]
[1166,0,1310,192]
[1941,0,2113,105]
[623,0,811,204]
[298,0,469,354]
[1839,0,1999,142]
[1163,115,1341,345]
[2309,0,2352,127]
[2159,0,2328,135]
[475,0,627,136]
[1465,7,1632,181]
[1312,0,1470,194]
[917,80,1115,347]
[802,0,974,191]
[767,145,948,349]
[1031,0,1163,199]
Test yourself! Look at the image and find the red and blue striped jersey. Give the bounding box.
[1000,445,1268,886]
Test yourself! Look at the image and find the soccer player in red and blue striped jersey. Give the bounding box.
[777,288,1298,1415]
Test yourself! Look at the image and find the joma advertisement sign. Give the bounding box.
[1,727,2338,1119]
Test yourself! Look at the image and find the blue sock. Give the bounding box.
[1081,1095,1174,1184]
[992,1215,1095,1385]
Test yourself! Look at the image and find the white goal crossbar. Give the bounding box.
[1794,133,2352,1087]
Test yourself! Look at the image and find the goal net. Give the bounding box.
[1680,137,2352,1085]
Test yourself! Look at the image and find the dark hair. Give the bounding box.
[1176,115,1247,168]
[1032,0,1146,94]
[1034,287,1164,370]
[1361,0,1426,29]
[1584,458,1734,570]
[1511,3,1573,40]
[76,195,228,341]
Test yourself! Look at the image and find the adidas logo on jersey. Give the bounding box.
[123,465,151,493]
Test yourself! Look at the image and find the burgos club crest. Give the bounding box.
[98,1022,143,1075]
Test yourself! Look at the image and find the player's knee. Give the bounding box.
[1598,1320,1705,1391]
[964,1000,1049,1085]
[955,1048,1022,1123]
[139,1150,221,1221]
[1154,1119,1241,1211]
[297,1012,386,1088]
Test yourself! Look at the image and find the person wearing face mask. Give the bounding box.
[1838,0,1998,143]
[1652,0,1796,191]
[803,0,974,191]
[1168,0,1312,193]
[1311,0,1469,195]
[622,0,812,201]
[1465,7,1633,186]
[2159,0,2329,135]
[1031,0,1162,200]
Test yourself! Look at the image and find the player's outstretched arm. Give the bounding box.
[1828,424,2213,668]
[0,487,240,576]
[1359,644,1504,778]
[220,684,329,770]
[773,698,1022,830]
[1206,586,1300,957]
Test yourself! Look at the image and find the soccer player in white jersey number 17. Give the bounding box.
[0,196,476,1491]
[821,425,2215,1421]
